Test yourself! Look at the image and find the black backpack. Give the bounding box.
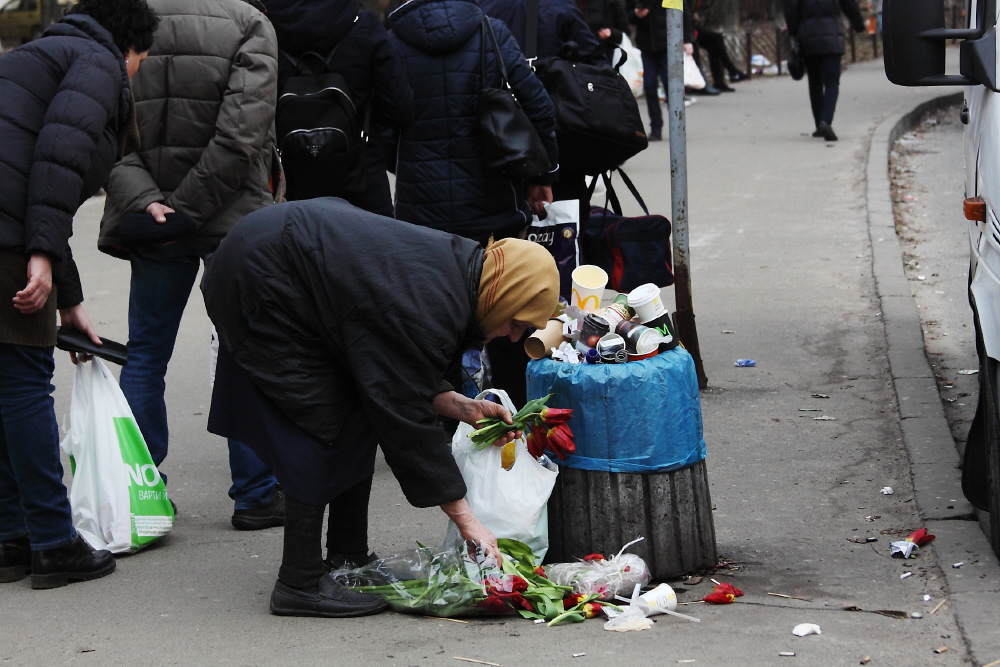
[276,45,370,201]
[525,0,648,176]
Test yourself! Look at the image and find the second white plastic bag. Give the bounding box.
[446,389,558,561]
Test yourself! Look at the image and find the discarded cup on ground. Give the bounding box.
[571,265,608,313]
[627,283,666,323]
[637,583,678,615]
[525,319,567,360]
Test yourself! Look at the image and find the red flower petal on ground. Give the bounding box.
[703,591,736,604]
[906,528,935,547]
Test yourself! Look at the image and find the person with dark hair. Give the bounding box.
[202,198,560,617]
[0,0,157,589]
[784,0,865,140]
[99,0,284,531]
[264,0,413,217]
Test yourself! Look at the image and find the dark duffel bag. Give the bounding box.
[586,169,674,293]
[478,17,550,182]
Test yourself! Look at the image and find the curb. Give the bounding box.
[867,91,1000,665]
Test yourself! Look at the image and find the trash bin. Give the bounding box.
[527,348,717,578]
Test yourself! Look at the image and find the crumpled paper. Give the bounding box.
[551,341,582,364]
[890,541,918,558]
[792,623,822,637]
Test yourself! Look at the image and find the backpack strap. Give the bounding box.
[525,0,540,65]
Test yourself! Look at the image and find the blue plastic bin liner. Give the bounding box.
[526,348,706,473]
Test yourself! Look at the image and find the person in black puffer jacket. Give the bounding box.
[784,0,865,141]
[265,0,414,216]
[388,0,558,241]
[0,0,157,590]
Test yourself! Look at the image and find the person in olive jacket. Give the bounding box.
[784,0,865,141]
[265,0,413,217]
[202,198,560,617]
[0,0,158,589]
[99,0,284,530]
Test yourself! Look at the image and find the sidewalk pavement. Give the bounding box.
[1,57,995,666]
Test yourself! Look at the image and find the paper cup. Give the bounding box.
[571,265,608,313]
[638,583,678,615]
[524,319,567,360]
[627,283,666,324]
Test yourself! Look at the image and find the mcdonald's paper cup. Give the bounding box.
[571,265,608,313]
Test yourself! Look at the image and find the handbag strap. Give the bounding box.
[481,17,512,89]
[586,169,650,217]
[525,0,540,63]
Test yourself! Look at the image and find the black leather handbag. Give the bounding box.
[477,17,550,181]
[788,37,805,81]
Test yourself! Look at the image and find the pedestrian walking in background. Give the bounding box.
[692,0,748,92]
[783,0,865,141]
[584,0,629,44]
[626,0,697,139]
[0,0,158,589]
[388,0,559,408]
[265,0,414,217]
[99,0,285,530]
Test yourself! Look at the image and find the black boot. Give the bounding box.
[0,536,31,583]
[232,488,285,531]
[817,121,838,141]
[270,572,386,618]
[31,534,115,589]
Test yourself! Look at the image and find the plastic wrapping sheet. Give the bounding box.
[526,349,706,473]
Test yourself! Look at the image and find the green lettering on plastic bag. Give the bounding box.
[113,417,174,549]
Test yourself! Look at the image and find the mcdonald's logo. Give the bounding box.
[572,289,601,312]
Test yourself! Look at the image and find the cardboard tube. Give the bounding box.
[524,319,566,359]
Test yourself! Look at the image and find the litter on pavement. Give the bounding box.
[812,416,837,421]
[900,572,913,579]
[953,562,964,568]
[934,647,949,654]
[811,393,830,398]
[778,652,796,657]
[734,359,756,367]
[792,624,822,637]
[957,369,979,375]
[881,486,894,495]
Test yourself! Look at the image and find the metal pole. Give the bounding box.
[775,25,782,75]
[849,25,856,62]
[745,29,752,76]
[666,4,708,389]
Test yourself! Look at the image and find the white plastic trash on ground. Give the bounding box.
[545,536,651,599]
[60,358,174,553]
[446,389,558,560]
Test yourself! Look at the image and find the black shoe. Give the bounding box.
[269,573,387,618]
[649,132,663,141]
[169,498,178,516]
[812,128,824,137]
[817,121,838,141]
[693,85,721,96]
[232,488,285,531]
[729,71,750,82]
[0,536,31,583]
[716,84,736,92]
[30,535,115,589]
[325,551,379,571]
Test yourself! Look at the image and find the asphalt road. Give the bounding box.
[1,58,988,666]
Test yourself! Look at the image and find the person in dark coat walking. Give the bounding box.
[265,0,414,217]
[0,0,158,589]
[584,0,629,44]
[203,197,560,617]
[691,0,748,92]
[784,0,865,141]
[387,0,559,241]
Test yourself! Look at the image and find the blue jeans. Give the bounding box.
[118,240,276,510]
[0,344,77,550]
[641,51,669,135]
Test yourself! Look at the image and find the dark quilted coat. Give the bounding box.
[265,0,414,216]
[388,0,558,242]
[784,0,865,57]
[479,0,599,59]
[0,14,132,307]
[203,198,484,507]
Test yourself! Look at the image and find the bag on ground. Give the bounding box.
[60,358,173,553]
[445,390,559,561]
[527,199,580,301]
[276,45,369,200]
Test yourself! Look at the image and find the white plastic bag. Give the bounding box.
[445,389,558,560]
[60,359,174,553]
[614,34,645,97]
[684,52,706,90]
[544,537,651,599]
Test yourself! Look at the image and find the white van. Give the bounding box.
[881,0,999,554]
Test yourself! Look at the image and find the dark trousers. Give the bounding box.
[640,50,668,135]
[0,344,76,550]
[804,54,842,125]
[696,29,741,86]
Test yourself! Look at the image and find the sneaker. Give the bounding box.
[269,573,387,618]
[0,536,31,583]
[232,488,285,531]
[31,535,115,590]
[325,551,379,571]
[649,131,663,141]
[817,121,838,141]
